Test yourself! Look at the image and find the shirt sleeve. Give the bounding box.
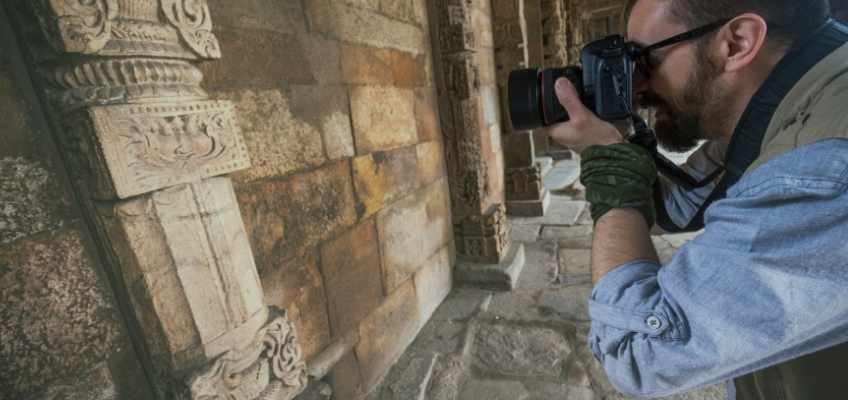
[588,149,848,398]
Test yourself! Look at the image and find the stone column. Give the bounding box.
[9,1,307,399]
[429,0,525,290]
[543,0,571,67]
[492,0,551,217]
[568,1,628,60]
[538,0,575,160]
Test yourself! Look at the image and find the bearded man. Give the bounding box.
[545,0,848,398]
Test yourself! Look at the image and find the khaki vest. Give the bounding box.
[749,42,848,173]
[735,41,848,400]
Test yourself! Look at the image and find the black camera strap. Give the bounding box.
[628,116,724,190]
[655,18,848,232]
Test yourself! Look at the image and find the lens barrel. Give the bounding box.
[507,69,543,131]
[507,67,583,131]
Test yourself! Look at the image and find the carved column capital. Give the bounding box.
[29,0,220,61]
[34,0,119,54]
[160,0,221,59]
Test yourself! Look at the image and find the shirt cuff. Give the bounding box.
[591,259,662,304]
[588,259,690,360]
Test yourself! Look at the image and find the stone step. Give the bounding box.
[380,354,439,400]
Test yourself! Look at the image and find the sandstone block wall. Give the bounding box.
[201,0,453,397]
[0,7,150,400]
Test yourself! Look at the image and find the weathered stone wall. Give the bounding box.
[0,6,150,400]
[200,1,452,398]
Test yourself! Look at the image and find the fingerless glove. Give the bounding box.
[580,143,657,226]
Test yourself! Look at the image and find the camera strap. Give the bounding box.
[654,18,848,232]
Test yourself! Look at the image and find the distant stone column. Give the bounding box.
[543,0,571,67]
[492,0,551,217]
[428,0,526,290]
[539,0,575,159]
[10,1,307,398]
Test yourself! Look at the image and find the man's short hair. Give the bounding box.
[628,0,831,45]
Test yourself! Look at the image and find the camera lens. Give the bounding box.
[507,68,543,131]
[508,67,583,131]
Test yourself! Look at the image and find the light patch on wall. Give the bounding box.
[322,111,355,160]
[489,123,503,154]
[227,89,327,183]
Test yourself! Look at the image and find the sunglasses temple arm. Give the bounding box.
[641,18,731,54]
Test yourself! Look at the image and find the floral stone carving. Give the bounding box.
[189,309,308,400]
[37,0,119,54]
[161,0,222,59]
[65,100,250,199]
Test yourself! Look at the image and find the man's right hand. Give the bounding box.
[544,78,624,153]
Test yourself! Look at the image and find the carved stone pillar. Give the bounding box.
[543,0,571,67]
[538,0,574,159]
[9,1,307,398]
[429,0,525,289]
[493,0,551,217]
[567,1,628,61]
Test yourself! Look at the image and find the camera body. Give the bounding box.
[508,35,637,131]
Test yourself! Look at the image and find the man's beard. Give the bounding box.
[639,49,723,152]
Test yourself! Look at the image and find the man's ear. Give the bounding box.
[716,13,769,73]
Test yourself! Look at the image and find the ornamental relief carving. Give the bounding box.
[462,204,509,263]
[107,102,248,195]
[37,0,119,54]
[455,204,509,239]
[189,310,308,400]
[32,0,221,59]
[126,111,229,172]
[443,57,480,100]
[47,58,206,110]
[69,101,250,199]
[161,0,222,59]
[506,165,543,198]
[111,19,177,43]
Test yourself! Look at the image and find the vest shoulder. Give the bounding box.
[753,44,848,172]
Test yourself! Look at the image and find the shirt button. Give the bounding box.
[646,315,663,330]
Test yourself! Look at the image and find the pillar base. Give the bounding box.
[454,242,526,291]
[536,156,554,177]
[506,189,551,217]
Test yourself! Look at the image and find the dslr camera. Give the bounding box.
[508,35,639,130]
[508,35,724,191]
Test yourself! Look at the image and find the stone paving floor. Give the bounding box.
[374,194,724,400]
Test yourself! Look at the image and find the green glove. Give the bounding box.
[580,143,657,226]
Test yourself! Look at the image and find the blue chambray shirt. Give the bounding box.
[587,138,848,399]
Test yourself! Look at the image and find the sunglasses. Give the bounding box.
[633,19,731,80]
